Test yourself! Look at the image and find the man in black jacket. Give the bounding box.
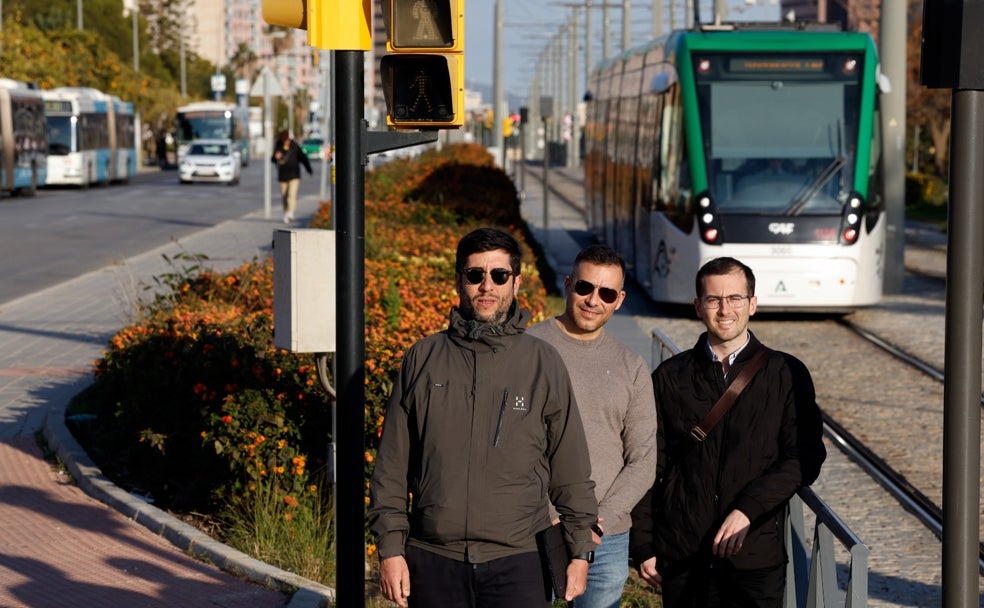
[630,256,825,607]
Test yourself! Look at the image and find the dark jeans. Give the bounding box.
[660,557,785,608]
[405,544,551,608]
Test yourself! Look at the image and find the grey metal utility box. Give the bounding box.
[273,228,336,353]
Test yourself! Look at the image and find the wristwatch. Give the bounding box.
[572,551,595,564]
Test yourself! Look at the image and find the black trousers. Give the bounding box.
[660,557,785,608]
[405,544,551,608]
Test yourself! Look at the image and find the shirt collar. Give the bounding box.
[706,333,751,377]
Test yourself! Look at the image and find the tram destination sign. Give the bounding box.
[729,57,825,73]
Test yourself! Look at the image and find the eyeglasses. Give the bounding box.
[700,294,751,309]
[462,267,514,286]
[573,279,620,304]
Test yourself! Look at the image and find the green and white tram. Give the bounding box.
[584,23,885,311]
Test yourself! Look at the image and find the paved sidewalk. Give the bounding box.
[0,195,332,608]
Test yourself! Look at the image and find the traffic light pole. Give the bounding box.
[334,49,367,608]
[334,49,437,608]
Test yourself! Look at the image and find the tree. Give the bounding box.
[229,42,258,82]
[139,0,195,56]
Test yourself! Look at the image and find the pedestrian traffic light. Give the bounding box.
[261,0,371,51]
[380,0,465,129]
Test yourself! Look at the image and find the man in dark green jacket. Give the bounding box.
[369,227,598,608]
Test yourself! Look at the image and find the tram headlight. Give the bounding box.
[839,191,864,245]
[696,190,721,244]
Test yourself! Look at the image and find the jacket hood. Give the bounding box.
[448,302,531,348]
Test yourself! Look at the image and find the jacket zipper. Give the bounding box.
[493,388,508,446]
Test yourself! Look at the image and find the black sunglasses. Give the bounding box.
[462,267,514,286]
[573,279,620,304]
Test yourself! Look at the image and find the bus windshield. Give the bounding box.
[174,104,250,165]
[46,115,74,155]
[176,111,234,143]
[694,52,863,215]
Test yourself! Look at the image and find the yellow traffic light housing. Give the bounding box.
[381,0,464,129]
[261,0,372,51]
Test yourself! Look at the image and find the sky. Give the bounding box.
[464,1,781,105]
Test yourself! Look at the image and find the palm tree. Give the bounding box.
[229,42,258,81]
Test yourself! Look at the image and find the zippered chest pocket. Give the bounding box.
[491,387,539,448]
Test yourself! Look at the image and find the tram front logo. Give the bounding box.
[768,222,795,235]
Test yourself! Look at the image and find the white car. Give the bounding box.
[179,139,241,185]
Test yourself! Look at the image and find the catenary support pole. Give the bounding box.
[880,0,906,293]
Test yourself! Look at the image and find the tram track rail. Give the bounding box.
[836,318,984,575]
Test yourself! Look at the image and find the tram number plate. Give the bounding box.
[771,246,792,256]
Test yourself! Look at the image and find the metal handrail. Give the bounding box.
[650,328,869,608]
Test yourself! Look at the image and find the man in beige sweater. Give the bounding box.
[528,244,658,608]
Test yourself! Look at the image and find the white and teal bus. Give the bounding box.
[0,78,47,196]
[42,87,137,187]
[175,101,250,166]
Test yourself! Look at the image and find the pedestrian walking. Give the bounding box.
[630,256,826,608]
[270,130,312,224]
[527,244,658,608]
[368,227,599,608]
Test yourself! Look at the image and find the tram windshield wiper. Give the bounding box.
[784,156,846,216]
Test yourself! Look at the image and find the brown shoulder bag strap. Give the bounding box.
[690,347,772,443]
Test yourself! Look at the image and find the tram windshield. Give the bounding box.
[694,52,863,215]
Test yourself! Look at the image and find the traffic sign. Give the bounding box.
[250,67,286,97]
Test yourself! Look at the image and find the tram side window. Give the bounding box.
[648,94,664,213]
[654,85,693,233]
[637,94,658,212]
